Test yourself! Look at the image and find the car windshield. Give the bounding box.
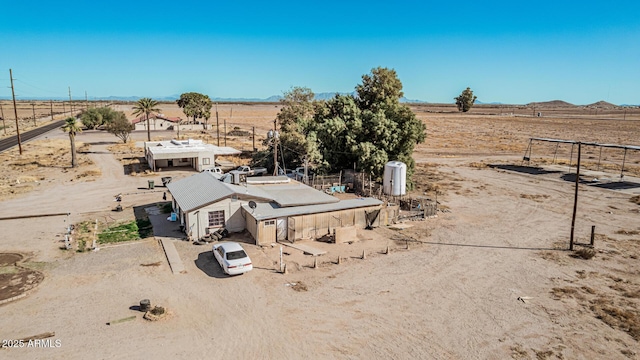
[226,250,247,260]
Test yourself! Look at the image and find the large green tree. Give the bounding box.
[258,67,426,187]
[61,117,82,168]
[315,67,426,182]
[454,87,477,112]
[132,98,160,141]
[176,92,212,129]
[106,111,135,143]
[80,107,120,129]
[252,87,322,173]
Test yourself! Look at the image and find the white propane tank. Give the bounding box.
[383,161,406,196]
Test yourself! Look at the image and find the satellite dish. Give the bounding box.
[248,201,257,209]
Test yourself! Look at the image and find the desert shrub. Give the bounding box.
[574,247,596,260]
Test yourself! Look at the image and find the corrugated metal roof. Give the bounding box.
[257,182,339,207]
[167,172,273,212]
[242,197,383,220]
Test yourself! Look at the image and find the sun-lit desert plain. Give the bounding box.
[0,100,639,359]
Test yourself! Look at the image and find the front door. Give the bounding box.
[276,217,287,241]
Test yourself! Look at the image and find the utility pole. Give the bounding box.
[252,126,255,152]
[31,103,36,126]
[273,119,278,176]
[0,103,6,135]
[224,119,227,146]
[62,102,66,115]
[68,87,73,116]
[10,69,23,154]
[50,100,54,120]
[216,103,219,146]
[304,156,309,184]
[570,142,581,251]
[85,91,88,110]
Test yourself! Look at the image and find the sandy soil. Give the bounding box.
[0,105,639,359]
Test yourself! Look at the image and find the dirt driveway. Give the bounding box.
[0,126,638,359]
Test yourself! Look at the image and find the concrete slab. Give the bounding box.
[280,242,327,257]
[159,237,185,274]
[389,223,414,230]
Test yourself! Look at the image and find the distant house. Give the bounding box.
[132,113,182,131]
[145,139,241,172]
[166,172,390,245]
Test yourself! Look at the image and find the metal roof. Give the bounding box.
[256,182,339,207]
[242,197,383,221]
[530,138,640,151]
[166,172,273,212]
[147,139,241,157]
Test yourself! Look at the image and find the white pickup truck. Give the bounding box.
[236,166,267,176]
[202,167,224,178]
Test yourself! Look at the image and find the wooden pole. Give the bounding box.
[0,103,6,135]
[273,119,278,176]
[620,148,628,180]
[252,126,256,152]
[570,142,581,251]
[590,225,595,246]
[224,119,227,147]
[31,103,36,126]
[68,87,73,115]
[50,100,54,121]
[10,69,22,154]
[216,103,219,146]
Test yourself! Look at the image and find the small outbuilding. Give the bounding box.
[145,139,241,172]
[132,113,182,131]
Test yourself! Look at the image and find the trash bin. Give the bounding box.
[148,180,155,189]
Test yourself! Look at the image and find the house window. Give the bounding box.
[264,220,275,226]
[203,158,210,165]
[208,210,225,227]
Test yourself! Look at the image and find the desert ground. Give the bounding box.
[0,102,639,359]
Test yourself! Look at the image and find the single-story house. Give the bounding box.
[166,172,392,245]
[145,139,241,172]
[132,113,182,131]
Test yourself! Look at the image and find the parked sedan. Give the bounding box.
[212,242,253,275]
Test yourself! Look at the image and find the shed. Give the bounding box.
[242,198,383,246]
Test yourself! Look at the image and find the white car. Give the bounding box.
[212,242,253,275]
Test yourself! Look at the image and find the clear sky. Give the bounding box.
[1,0,639,105]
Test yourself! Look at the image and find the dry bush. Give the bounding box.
[590,298,640,341]
[76,168,102,179]
[573,247,596,260]
[551,286,585,300]
[291,282,308,292]
[615,229,640,236]
[520,194,550,202]
[468,162,488,169]
[631,195,640,205]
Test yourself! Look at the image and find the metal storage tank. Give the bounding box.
[383,161,406,196]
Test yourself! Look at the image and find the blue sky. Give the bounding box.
[1,1,639,104]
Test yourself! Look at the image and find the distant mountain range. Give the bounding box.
[0,94,636,107]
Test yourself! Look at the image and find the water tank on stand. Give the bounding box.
[383,161,407,196]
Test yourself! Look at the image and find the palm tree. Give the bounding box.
[132,98,160,141]
[61,117,82,168]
